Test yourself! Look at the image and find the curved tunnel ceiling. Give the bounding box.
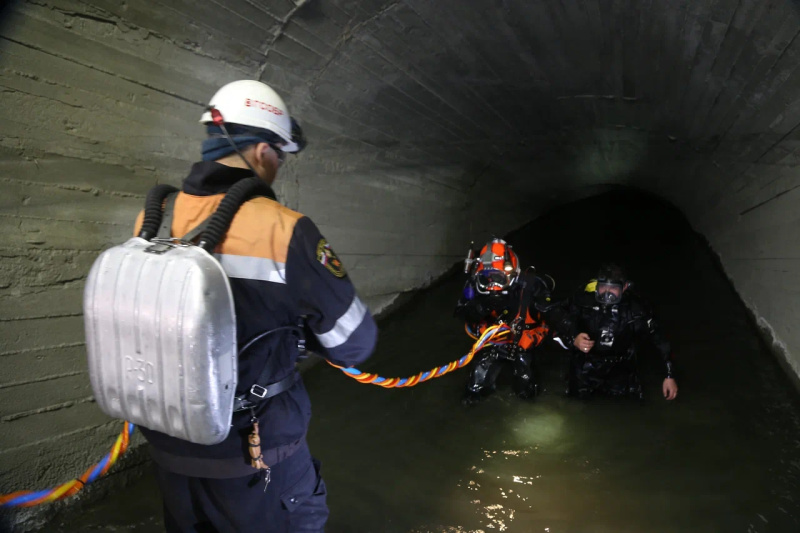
[1,0,800,510]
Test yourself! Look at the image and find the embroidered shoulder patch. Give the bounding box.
[316,238,347,278]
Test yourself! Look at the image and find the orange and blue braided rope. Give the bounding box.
[329,323,511,387]
[465,323,512,344]
[0,421,134,508]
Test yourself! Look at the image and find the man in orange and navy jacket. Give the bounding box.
[133,80,377,533]
[456,238,554,405]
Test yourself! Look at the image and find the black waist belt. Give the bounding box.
[150,438,305,479]
[233,371,300,413]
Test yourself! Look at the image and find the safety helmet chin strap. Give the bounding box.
[207,106,263,179]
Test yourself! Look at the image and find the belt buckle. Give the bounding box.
[233,396,252,412]
[250,384,268,399]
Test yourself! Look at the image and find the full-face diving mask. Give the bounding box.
[595,280,624,305]
[476,269,512,294]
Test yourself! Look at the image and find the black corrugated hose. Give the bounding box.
[197,177,273,252]
[138,184,180,240]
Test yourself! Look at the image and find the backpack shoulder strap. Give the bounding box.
[156,192,179,239]
[153,178,272,247]
[155,191,213,244]
[180,217,213,243]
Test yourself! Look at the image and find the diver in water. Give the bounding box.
[551,263,678,401]
[456,238,555,406]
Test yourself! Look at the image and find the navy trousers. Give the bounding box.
[155,441,329,532]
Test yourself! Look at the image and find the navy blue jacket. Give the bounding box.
[134,162,377,474]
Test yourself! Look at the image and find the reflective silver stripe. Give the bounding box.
[315,296,368,349]
[215,254,286,284]
[553,337,569,350]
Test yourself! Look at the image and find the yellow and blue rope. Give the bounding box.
[0,422,134,508]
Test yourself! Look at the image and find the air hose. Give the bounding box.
[137,184,179,240]
[197,178,273,252]
[137,178,272,249]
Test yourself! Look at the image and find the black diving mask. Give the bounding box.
[595,281,624,305]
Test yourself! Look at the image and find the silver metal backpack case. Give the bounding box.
[84,237,237,445]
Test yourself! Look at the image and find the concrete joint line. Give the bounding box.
[0,176,146,199]
[0,370,87,390]
[0,245,104,254]
[0,82,86,109]
[303,1,402,88]
[257,0,312,79]
[0,312,84,322]
[0,421,115,454]
[0,341,86,358]
[2,396,95,422]
[739,182,800,216]
[0,36,206,107]
[0,213,130,227]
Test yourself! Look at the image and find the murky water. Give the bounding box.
[52,191,800,532]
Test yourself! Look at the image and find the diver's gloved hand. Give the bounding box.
[662,378,678,401]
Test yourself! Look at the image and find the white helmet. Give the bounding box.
[199,80,304,153]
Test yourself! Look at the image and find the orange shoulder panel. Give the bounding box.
[133,210,144,236]
[131,194,303,262]
[220,196,303,262]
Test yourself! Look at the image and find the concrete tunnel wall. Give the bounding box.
[1,0,800,524]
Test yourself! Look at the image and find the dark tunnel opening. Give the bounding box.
[46,190,800,532]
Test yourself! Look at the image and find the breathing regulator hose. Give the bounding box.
[197,177,273,252]
[137,178,271,251]
[138,184,180,240]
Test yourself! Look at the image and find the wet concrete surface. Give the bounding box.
[50,191,800,532]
